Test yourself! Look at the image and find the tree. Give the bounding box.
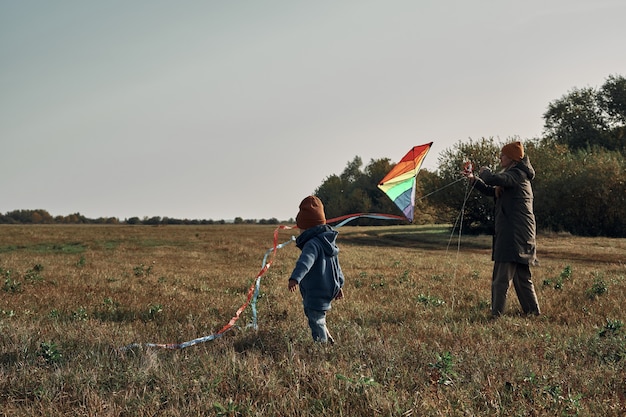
[3,209,53,224]
[599,74,626,125]
[543,87,610,150]
[599,74,626,146]
[315,173,349,219]
[543,74,626,151]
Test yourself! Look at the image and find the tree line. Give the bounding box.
[0,210,282,226]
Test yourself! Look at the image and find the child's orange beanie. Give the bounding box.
[296,196,326,230]
[501,141,524,161]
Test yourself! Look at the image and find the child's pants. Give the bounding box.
[304,307,330,342]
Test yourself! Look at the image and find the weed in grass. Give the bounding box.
[398,269,411,283]
[24,263,44,282]
[416,293,445,307]
[370,279,386,289]
[599,318,624,338]
[133,263,154,277]
[543,265,572,289]
[335,373,379,393]
[429,351,457,386]
[587,272,609,299]
[38,341,62,365]
[587,318,626,364]
[72,307,88,321]
[213,399,250,416]
[144,303,163,321]
[3,276,21,293]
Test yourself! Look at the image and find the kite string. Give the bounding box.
[442,171,478,300]
[415,177,465,203]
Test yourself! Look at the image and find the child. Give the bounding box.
[288,196,345,343]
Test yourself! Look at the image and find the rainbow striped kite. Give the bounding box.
[377,142,433,222]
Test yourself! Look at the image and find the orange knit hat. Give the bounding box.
[501,141,524,161]
[296,196,326,230]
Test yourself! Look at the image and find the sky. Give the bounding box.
[2,1,625,221]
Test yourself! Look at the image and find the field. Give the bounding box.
[1,224,625,416]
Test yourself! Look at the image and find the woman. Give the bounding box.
[465,141,541,318]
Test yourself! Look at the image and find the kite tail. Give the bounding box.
[119,226,296,351]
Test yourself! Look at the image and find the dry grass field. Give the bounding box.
[0,224,625,416]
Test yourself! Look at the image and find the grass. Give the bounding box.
[0,224,625,416]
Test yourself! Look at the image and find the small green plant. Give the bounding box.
[1,309,16,318]
[72,307,88,321]
[543,265,572,289]
[429,351,457,386]
[398,269,410,283]
[336,373,379,393]
[587,273,608,299]
[24,264,44,282]
[213,399,248,416]
[76,255,86,267]
[133,262,154,277]
[416,293,445,307]
[103,297,120,312]
[145,303,163,320]
[38,341,62,365]
[431,274,445,281]
[599,318,623,338]
[3,277,22,293]
[370,280,386,289]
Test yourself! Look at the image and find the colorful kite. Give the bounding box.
[377,142,433,222]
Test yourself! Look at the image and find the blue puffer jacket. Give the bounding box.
[290,224,345,311]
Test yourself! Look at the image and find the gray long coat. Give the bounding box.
[473,156,537,265]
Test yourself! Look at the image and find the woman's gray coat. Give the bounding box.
[473,156,537,265]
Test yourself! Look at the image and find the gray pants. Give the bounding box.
[492,262,540,317]
[304,307,333,343]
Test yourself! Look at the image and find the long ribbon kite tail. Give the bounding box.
[326,213,407,227]
[120,225,297,351]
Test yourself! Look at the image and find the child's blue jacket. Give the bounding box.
[290,224,345,311]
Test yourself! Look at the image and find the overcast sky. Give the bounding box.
[2,1,624,221]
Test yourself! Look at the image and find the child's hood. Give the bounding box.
[296,224,339,256]
[315,229,340,256]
